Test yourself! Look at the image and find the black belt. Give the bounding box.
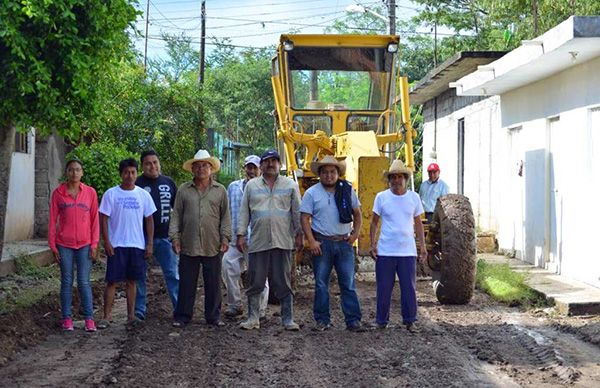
[312,230,348,242]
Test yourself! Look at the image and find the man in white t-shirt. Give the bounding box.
[369,159,426,332]
[98,158,156,328]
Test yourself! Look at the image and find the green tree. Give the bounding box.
[0,0,137,256]
[66,141,135,198]
[86,59,205,185]
[412,0,600,53]
[149,32,199,83]
[203,41,277,152]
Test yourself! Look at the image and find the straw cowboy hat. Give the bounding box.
[182,149,221,173]
[384,159,412,178]
[310,155,346,176]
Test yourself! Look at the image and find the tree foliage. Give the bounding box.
[0,0,138,138]
[412,0,600,54]
[66,141,135,198]
[85,58,205,185]
[202,39,277,152]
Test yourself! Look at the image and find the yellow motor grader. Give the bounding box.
[271,34,476,304]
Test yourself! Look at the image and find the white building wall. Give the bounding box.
[421,94,501,232]
[498,55,600,287]
[421,55,600,287]
[3,131,36,242]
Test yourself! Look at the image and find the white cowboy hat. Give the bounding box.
[384,159,412,178]
[182,149,221,173]
[310,155,346,176]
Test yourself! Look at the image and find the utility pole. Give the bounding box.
[388,0,396,35]
[199,0,206,84]
[143,0,150,72]
[434,20,438,67]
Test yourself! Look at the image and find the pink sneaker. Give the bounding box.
[84,319,97,332]
[62,318,74,331]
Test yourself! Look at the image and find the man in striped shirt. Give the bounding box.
[222,155,269,318]
[237,150,302,330]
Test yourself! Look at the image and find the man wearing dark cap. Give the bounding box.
[237,150,302,331]
[418,162,449,222]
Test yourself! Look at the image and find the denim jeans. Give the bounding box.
[58,245,93,319]
[135,238,179,319]
[312,239,362,326]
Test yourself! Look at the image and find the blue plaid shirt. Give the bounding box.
[228,178,248,239]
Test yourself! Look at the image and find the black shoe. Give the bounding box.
[208,320,226,327]
[172,321,186,328]
[224,308,243,318]
[312,322,331,332]
[405,322,420,333]
[346,322,367,332]
[135,313,146,321]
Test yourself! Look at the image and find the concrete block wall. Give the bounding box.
[34,134,67,238]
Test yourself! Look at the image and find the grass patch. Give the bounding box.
[14,255,58,280]
[476,260,547,308]
[0,256,60,315]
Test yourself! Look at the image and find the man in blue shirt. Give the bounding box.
[222,155,269,318]
[300,156,364,332]
[419,162,449,222]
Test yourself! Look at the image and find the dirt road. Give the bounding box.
[1,268,599,387]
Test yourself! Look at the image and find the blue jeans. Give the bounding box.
[135,238,179,319]
[375,256,417,325]
[58,245,93,319]
[312,239,362,326]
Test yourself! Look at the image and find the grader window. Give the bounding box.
[293,115,332,136]
[287,46,392,111]
[347,115,385,133]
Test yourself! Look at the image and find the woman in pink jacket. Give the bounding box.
[48,159,100,332]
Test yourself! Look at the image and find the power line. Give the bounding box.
[147,1,380,18]
[146,9,354,23]
[146,35,271,50]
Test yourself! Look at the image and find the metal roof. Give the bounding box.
[453,16,600,96]
[409,51,506,105]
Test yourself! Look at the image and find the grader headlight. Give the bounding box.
[283,40,294,52]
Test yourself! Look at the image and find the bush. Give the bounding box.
[216,171,238,188]
[66,141,136,198]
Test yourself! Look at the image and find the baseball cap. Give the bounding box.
[260,149,281,163]
[427,162,440,172]
[244,155,260,167]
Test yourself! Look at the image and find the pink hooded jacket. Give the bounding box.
[48,182,100,253]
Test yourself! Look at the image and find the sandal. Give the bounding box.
[127,318,144,328]
[172,321,185,328]
[97,319,110,330]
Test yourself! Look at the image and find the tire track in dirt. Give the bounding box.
[418,281,600,387]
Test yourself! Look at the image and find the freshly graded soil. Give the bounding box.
[1,267,600,387]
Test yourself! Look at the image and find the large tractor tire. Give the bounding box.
[429,194,477,305]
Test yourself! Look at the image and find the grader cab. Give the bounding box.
[271,34,477,304]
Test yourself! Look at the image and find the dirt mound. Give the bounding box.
[0,292,60,365]
[0,282,104,366]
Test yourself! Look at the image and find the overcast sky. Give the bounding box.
[133,0,424,59]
